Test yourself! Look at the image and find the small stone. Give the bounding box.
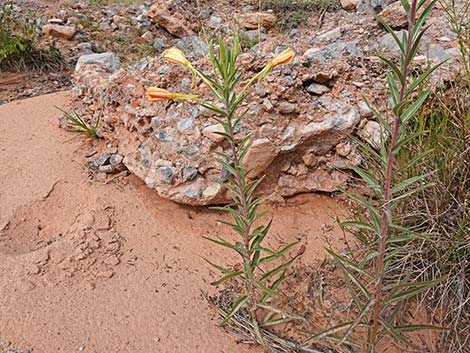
[202,184,221,199]
[318,27,342,42]
[155,167,176,184]
[202,124,225,143]
[177,118,193,132]
[141,31,153,41]
[42,24,76,40]
[278,102,296,114]
[378,1,407,28]
[358,120,384,148]
[306,83,330,95]
[427,44,451,63]
[48,18,63,24]
[358,101,373,118]
[184,188,201,199]
[148,4,192,38]
[153,38,166,50]
[175,36,209,58]
[113,15,126,24]
[235,12,276,29]
[241,30,267,44]
[207,15,223,29]
[341,0,361,10]
[336,141,352,157]
[93,153,111,167]
[85,150,98,158]
[75,52,121,73]
[109,154,124,166]
[182,166,198,181]
[263,98,274,112]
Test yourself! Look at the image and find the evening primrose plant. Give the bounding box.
[147,39,298,350]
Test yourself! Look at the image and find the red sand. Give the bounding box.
[0,92,344,353]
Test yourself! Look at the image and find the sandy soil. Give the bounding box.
[0,92,344,353]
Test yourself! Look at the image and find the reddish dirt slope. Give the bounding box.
[0,92,343,353]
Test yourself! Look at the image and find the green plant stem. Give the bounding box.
[369,0,418,347]
[223,97,267,349]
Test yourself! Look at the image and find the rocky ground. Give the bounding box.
[18,0,457,205]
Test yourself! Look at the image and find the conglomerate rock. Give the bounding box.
[72,0,461,205]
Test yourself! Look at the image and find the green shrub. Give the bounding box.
[260,0,340,31]
[0,1,35,64]
[0,1,66,72]
[305,1,447,351]
[146,41,299,352]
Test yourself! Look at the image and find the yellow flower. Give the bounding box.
[269,48,295,68]
[146,87,175,102]
[163,47,190,66]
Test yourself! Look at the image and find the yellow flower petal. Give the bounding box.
[163,47,190,66]
[270,48,295,68]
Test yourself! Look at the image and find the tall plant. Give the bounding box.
[304,0,445,351]
[146,39,299,350]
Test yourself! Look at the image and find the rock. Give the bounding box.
[357,0,396,14]
[241,30,267,44]
[153,38,166,50]
[155,166,177,184]
[148,3,192,38]
[306,83,330,95]
[317,27,343,42]
[427,44,451,63]
[177,118,193,132]
[42,24,76,40]
[207,15,223,29]
[235,12,277,29]
[202,124,225,143]
[182,166,198,181]
[278,102,296,114]
[175,36,209,58]
[75,52,121,73]
[113,15,126,24]
[379,30,406,53]
[301,103,360,140]
[304,42,361,64]
[358,101,373,118]
[341,0,361,10]
[358,120,384,148]
[378,1,407,28]
[141,30,154,41]
[48,18,63,24]
[243,138,278,178]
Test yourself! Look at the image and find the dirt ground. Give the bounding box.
[0,92,346,353]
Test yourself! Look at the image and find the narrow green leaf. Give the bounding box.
[259,256,298,282]
[380,319,417,348]
[395,324,448,332]
[221,295,249,324]
[211,270,243,286]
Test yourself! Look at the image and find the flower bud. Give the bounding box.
[146,87,174,102]
[269,48,295,68]
[163,47,190,67]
